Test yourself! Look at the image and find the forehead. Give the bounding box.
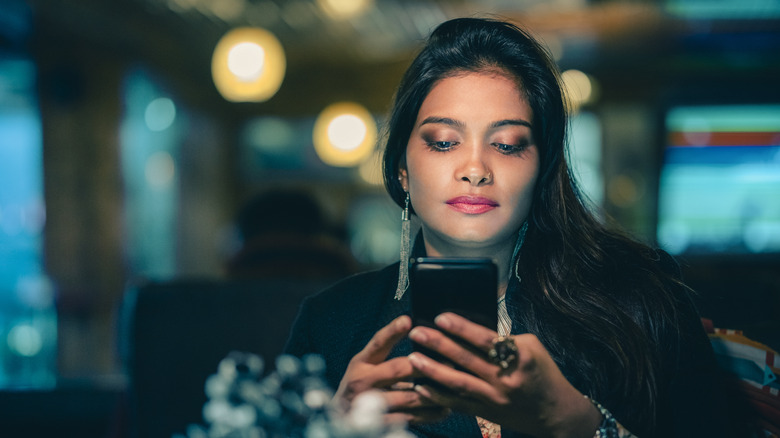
[417,71,532,123]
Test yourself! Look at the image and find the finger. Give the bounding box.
[337,357,415,400]
[409,326,495,378]
[414,384,475,414]
[382,389,441,411]
[434,312,497,352]
[370,356,416,388]
[408,352,496,403]
[354,315,412,364]
[384,407,451,425]
[389,381,415,391]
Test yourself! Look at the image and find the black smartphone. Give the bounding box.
[409,257,498,369]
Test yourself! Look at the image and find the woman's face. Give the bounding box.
[399,71,539,256]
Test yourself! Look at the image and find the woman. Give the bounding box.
[285,17,732,437]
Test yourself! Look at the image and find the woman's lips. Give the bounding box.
[446,196,499,214]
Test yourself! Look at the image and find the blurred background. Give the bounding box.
[0,0,779,436]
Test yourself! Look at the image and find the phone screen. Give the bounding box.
[410,257,498,369]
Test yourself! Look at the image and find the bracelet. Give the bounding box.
[584,395,620,438]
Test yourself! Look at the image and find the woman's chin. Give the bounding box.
[437,233,513,253]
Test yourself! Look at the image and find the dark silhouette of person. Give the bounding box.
[225,189,360,280]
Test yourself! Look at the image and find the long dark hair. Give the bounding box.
[382,17,687,434]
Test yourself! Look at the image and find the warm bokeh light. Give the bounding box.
[328,114,367,151]
[212,27,286,102]
[313,102,376,167]
[316,0,373,20]
[209,0,246,21]
[227,42,266,81]
[561,69,598,112]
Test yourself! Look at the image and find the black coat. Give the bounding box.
[284,256,734,437]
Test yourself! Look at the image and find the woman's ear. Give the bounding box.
[398,168,408,192]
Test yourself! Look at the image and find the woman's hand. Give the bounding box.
[335,315,450,425]
[407,312,601,438]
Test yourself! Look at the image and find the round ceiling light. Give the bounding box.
[212,27,286,102]
[313,102,377,167]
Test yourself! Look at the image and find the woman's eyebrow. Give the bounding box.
[490,119,532,129]
[419,116,465,129]
[418,116,531,130]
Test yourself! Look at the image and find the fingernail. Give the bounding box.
[408,353,425,368]
[434,313,451,329]
[409,327,427,343]
[414,384,432,398]
[396,317,409,330]
[390,381,414,391]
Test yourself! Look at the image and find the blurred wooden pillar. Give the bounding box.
[35,37,126,379]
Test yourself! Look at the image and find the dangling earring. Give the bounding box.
[394,192,411,300]
[510,221,529,284]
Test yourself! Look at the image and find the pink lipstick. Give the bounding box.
[446,196,499,214]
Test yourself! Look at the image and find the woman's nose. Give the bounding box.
[460,170,492,186]
[456,150,493,186]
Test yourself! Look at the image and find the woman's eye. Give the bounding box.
[492,142,529,155]
[426,141,458,151]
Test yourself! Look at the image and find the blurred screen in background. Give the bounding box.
[658,104,780,256]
